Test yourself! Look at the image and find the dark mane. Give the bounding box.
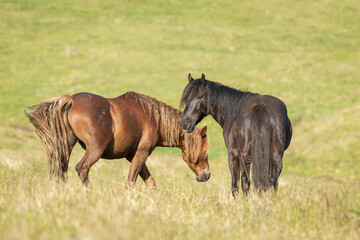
[207,81,256,125]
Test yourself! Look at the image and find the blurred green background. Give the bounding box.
[1,0,359,177]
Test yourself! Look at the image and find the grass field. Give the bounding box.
[1,0,359,239]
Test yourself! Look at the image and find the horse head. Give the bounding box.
[181,125,210,182]
[180,73,209,133]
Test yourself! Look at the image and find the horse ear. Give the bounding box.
[201,73,206,86]
[188,73,194,82]
[200,126,207,138]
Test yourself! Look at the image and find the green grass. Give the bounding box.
[0,0,359,239]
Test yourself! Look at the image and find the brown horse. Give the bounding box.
[26,91,210,188]
[180,74,292,195]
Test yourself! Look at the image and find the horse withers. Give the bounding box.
[180,74,292,195]
[26,92,210,188]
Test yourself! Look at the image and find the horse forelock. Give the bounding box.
[184,127,204,163]
[179,80,200,110]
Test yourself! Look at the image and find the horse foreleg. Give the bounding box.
[126,157,156,189]
[130,161,156,189]
[228,150,240,197]
[140,164,156,189]
[127,151,149,188]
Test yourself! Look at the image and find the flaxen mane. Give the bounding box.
[125,92,204,162]
[125,91,181,147]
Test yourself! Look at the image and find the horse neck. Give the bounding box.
[124,92,183,148]
[154,101,201,161]
[207,82,246,129]
[156,104,184,148]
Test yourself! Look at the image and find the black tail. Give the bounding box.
[251,104,271,192]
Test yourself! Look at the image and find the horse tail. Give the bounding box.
[251,103,271,192]
[25,95,73,181]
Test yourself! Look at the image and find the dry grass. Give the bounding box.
[0,128,359,240]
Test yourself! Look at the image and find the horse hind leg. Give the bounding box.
[75,146,104,187]
[67,95,113,186]
[60,132,77,182]
[74,131,111,186]
[271,151,283,191]
[240,152,251,195]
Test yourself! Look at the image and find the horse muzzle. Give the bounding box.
[181,119,194,133]
[196,171,211,182]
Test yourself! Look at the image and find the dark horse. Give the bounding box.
[26,91,210,188]
[180,74,292,195]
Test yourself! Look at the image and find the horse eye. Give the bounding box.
[197,95,204,99]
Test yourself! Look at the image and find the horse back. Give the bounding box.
[67,92,147,159]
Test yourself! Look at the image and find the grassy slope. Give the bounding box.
[0,0,359,239]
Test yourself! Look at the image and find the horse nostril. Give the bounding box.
[181,119,189,131]
[206,173,211,181]
[186,120,191,128]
